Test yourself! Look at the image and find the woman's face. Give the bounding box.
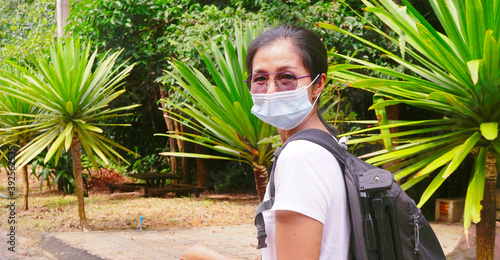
[251,39,313,95]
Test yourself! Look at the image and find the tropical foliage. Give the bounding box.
[0,68,34,158]
[0,37,138,230]
[158,23,277,201]
[0,0,56,63]
[321,0,499,258]
[0,66,42,210]
[64,0,375,165]
[30,150,92,195]
[66,0,265,158]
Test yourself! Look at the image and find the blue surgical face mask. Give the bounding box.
[250,75,320,130]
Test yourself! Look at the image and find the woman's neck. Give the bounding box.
[278,110,329,143]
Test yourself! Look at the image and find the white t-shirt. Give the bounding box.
[261,138,350,260]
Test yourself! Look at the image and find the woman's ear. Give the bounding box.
[313,73,327,98]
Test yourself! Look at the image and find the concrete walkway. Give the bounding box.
[39,225,259,260]
[31,223,464,260]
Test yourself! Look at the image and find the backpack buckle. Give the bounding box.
[339,136,348,150]
[256,230,268,249]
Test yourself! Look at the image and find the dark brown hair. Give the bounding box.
[245,25,328,82]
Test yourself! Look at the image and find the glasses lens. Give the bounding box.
[276,72,298,92]
[246,72,299,94]
[248,73,268,94]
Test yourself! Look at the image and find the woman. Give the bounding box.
[182,25,350,260]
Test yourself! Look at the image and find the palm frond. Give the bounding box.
[160,22,277,168]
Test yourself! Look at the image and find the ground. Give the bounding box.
[0,167,258,258]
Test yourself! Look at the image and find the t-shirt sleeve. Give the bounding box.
[270,140,342,224]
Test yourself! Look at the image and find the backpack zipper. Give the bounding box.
[413,217,420,254]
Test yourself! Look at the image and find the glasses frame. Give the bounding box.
[244,71,311,94]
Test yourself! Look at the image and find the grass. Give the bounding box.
[0,169,259,257]
[42,196,75,208]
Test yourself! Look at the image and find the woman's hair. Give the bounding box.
[245,25,328,81]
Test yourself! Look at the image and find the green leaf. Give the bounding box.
[373,94,392,151]
[492,140,500,153]
[442,132,481,178]
[65,101,74,115]
[417,166,448,207]
[480,122,498,140]
[160,152,241,161]
[393,148,449,181]
[79,123,103,133]
[44,132,66,164]
[466,0,485,60]
[64,122,74,151]
[416,145,460,178]
[481,31,499,87]
[467,60,481,84]
[416,23,471,88]
[463,146,487,232]
[400,173,426,190]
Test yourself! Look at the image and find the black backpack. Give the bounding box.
[255,128,446,260]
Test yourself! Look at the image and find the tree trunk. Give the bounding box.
[181,159,189,184]
[195,144,210,189]
[252,163,268,202]
[180,121,189,184]
[173,114,182,182]
[174,116,182,153]
[56,0,69,38]
[70,132,89,231]
[168,117,179,176]
[159,88,178,176]
[476,151,497,260]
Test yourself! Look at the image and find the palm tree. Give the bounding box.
[320,0,499,258]
[158,23,277,201]
[0,66,42,210]
[0,37,138,230]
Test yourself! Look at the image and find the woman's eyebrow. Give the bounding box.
[278,65,298,71]
[253,66,299,73]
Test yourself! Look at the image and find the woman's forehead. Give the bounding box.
[251,40,305,73]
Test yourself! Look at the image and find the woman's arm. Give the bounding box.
[181,244,237,260]
[275,210,323,260]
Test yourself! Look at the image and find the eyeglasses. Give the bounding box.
[244,72,312,94]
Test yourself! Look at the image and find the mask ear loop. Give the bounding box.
[312,73,340,137]
[311,91,321,106]
[309,74,321,101]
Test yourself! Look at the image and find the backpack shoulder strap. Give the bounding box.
[254,147,282,249]
[254,129,346,249]
[287,128,347,167]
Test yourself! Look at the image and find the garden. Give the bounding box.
[0,0,499,259]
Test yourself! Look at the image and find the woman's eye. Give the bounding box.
[253,76,267,83]
[281,73,296,80]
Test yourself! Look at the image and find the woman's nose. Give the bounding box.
[265,78,278,94]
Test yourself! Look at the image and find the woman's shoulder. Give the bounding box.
[279,138,338,162]
[282,134,337,153]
